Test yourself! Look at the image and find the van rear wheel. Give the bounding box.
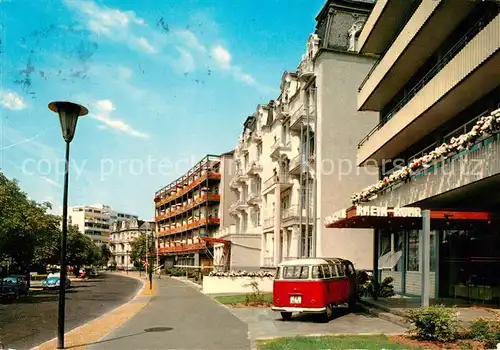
[320,304,333,323]
[280,312,292,320]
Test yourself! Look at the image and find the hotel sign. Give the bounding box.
[355,206,422,218]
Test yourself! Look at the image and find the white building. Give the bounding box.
[228,0,380,270]
[68,204,138,245]
[109,219,154,270]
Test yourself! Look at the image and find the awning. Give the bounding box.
[325,205,496,230]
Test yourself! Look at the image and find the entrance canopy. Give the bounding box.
[324,205,496,230]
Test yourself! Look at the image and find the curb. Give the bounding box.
[30,273,156,350]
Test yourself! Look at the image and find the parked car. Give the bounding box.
[42,276,71,290]
[0,275,30,299]
[85,268,99,278]
[272,258,357,322]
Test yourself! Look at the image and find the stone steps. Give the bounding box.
[358,300,410,329]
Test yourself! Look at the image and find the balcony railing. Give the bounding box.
[263,173,291,192]
[370,131,500,208]
[247,191,262,204]
[298,57,314,78]
[358,12,495,149]
[154,172,221,207]
[157,217,220,236]
[158,241,207,255]
[246,161,263,175]
[281,205,313,221]
[155,193,221,222]
[263,217,274,229]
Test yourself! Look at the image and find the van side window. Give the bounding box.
[274,267,281,280]
[329,264,339,278]
[311,265,325,279]
[337,263,345,277]
[283,266,309,279]
[322,264,331,278]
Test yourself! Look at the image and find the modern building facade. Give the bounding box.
[154,154,237,270]
[109,219,154,270]
[230,0,381,270]
[68,204,138,245]
[329,0,500,302]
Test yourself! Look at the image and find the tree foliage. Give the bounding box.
[130,233,154,267]
[0,172,106,272]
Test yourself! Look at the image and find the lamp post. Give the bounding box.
[48,101,88,350]
[126,250,130,275]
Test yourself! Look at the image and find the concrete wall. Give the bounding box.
[315,49,379,270]
[203,276,273,294]
[229,234,262,271]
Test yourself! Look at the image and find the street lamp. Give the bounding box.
[48,101,88,350]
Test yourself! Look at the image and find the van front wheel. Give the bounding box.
[280,312,292,321]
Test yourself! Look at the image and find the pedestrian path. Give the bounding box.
[88,278,250,350]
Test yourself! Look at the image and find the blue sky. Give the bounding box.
[0,0,325,219]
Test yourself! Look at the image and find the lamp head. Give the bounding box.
[48,101,88,143]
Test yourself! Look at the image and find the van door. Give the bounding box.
[344,261,357,304]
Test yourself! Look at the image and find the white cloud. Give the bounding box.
[90,99,149,138]
[1,90,26,110]
[172,47,196,73]
[211,44,232,70]
[133,36,157,54]
[64,0,156,54]
[175,30,206,53]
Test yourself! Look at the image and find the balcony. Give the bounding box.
[358,0,476,111]
[251,130,263,143]
[270,138,292,159]
[365,133,500,208]
[158,241,207,255]
[247,192,262,205]
[290,105,315,133]
[155,193,221,222]
[235,199,249,211]
[154,172,221,207]
[298,57,313,80]
[289,153,315,175]
[281,205,314,227]
[263,217,274,230]
[357,13,500,165]
[358,0,422,55]
[262,173,293,195]
[157,217,220,236]
[246,161,263,175]
[235,169,249,182]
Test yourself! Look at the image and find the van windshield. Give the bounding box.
[283,266,309,279]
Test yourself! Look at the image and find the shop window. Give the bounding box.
[407,230,419,272]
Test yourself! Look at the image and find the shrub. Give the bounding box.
[356,270,395,299]
[466,317,500,348]
[244,280,265,303]
[406,305,460,342]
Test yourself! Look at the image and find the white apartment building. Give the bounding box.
[109,219,154,270]
[68,204,138,245]
[230,0,381,270]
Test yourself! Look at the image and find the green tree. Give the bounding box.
[99,244,112,267]
[0,173,59,272]
[130,233,154,270]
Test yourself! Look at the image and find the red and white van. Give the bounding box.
[271,258,357,321]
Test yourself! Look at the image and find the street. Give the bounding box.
[0,273,141,350]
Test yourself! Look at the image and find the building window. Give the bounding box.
[407,230,419,272]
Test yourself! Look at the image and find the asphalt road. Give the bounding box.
[0,273,142,350]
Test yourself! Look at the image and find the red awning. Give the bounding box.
[325,205,496,230]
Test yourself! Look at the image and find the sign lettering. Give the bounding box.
[355,206,421,218]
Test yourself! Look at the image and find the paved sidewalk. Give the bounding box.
[230,307,407,342]
[88,278,250,350]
